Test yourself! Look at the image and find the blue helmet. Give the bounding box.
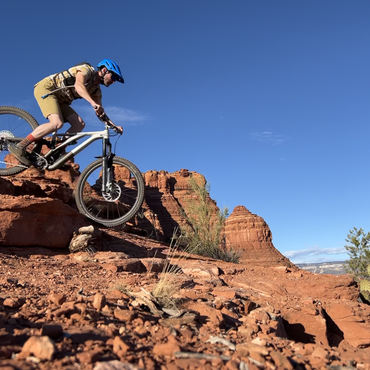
[97,59,124,83]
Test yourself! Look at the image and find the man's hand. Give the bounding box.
[94,104,105,117]
[113,125,123,134]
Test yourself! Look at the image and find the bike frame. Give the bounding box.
[38,123,116,192]
[44,125,109,168]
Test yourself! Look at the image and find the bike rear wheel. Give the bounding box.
[75,157,145,227]
[0,106,39,176]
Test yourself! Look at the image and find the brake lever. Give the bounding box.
[111,126,122,134]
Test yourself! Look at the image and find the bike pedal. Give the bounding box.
[137,208,145,219]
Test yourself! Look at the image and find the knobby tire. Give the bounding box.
[0,106,39,176]
[75,157,145,227]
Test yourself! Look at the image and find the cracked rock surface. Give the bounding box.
[0,233,370,370]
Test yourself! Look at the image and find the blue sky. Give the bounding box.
[1,0,369,263]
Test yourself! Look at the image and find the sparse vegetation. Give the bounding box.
[150,230,189,309]
[150,268,182,309]
[110,281,132,295]
[344,228,370,304]
[360,269,370,304]
[343,227,370,278]
[180,177,240,263]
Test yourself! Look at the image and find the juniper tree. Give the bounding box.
[343,227,370,278]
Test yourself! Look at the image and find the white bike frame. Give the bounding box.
[45,124,111,171]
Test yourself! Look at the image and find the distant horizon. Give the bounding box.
[295,260,345,266]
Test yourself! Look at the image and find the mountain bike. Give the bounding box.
[0,106,145,227]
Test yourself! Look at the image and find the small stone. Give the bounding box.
[238,323,260,338]
[269,350,294,370]
[114,308,136,322]
[251,337,267,346]
[49,292,66,305]
[102,264,118,273]
[41,324,63,339]
[212,288,236,300]
[19,336,56,361]
[152,337,181,357]
[105,289,128,301]
[76,349,103,364]
[93,292,106,311]
[225,360,239,370]
[93,361,140,370]
[312,346,329,359]
[113,336,130,356]
[3,297,24,308]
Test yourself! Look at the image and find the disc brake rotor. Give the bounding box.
[102,182,121,201]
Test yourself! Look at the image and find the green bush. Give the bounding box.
[343,227,370,279]
[180,177,240,263]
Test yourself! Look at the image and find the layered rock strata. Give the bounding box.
[140,169,215,241]
[224,206,293,267]
[0,166,291,267]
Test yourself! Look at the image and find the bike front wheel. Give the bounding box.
[0,106,39,176]
[75,157,145,227]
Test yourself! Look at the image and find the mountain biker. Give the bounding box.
[9,59,124,166]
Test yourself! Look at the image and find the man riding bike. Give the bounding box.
[9,59,124,166]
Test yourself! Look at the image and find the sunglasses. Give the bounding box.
[110,72,118,81]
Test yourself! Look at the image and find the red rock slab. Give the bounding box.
[0,196,89,248]
[280,309,329,346]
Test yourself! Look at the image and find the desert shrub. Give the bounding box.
[151,229,189,309]
[343,227,370,279]
[180,177,240,263]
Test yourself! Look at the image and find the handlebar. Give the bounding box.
[97,111,123,134]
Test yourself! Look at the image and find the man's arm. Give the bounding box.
[74,71,104,116]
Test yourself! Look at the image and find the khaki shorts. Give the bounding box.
[34,78,76,122]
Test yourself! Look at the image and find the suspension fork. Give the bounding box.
[101,138,115,193]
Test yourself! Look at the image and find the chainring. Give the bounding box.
[0,130,14,151]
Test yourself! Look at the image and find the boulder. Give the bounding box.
[224,206,293,266]
[0,195,89,248]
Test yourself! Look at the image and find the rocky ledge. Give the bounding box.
[0,233,369,370]
[1,166,291,267]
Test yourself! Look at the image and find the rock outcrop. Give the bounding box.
[0,195,89,248]
[0,164,88,248]
[0,165,291,267]
[224,206,292,266]
[140,169,217,241]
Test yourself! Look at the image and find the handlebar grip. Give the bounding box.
[95,110,123,134]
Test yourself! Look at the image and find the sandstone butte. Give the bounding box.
[0,163,369,370]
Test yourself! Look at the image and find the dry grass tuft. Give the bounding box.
[150,229,191,309]
[109,281,132,296]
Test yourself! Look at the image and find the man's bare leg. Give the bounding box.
[26,113,65,142]
[65,113,85,135]
[9,114,65,165]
